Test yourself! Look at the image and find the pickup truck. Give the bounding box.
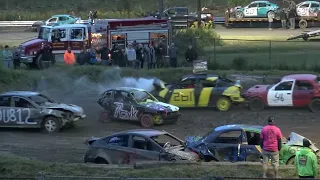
[154,7,213,28]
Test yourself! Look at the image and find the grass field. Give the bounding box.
[0,0,308,20]
[0,153,301,178]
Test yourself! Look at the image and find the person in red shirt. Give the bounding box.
[260,116,283,178]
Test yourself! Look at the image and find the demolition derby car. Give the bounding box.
[97,87,180,128]
[228,1,279,19]
[84,129,199,164]
[185,124,320,165]
[0,91,86,133]
[243,74,320,112]
[152,74,244,111]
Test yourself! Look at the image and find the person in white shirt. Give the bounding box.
[124,43,139,69]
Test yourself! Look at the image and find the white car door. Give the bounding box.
[297,2,311,17]
[267,80,295,107]
[244,3,258,17]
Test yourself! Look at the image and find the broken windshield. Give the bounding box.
[131,90,158,103]
[150,134,182,148]
[38,27,51,40]
[29,94,54,105]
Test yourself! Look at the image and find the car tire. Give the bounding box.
[216,96,231,112]
[94,157,109,164]
[140,114,154,128]
[42,116,61,133]
[267,11,275,19]
[235,11,244,19]
[248,97,265,111]
[286,156,295,165]
[99,111,112,123]
[308,98,320,112]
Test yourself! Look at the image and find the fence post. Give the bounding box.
[35,172,45,180]
[213,38,216,63]
[268,40,271,69]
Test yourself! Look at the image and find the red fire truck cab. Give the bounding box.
[17,18,170,69]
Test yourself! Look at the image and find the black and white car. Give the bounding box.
[0,91,86,133]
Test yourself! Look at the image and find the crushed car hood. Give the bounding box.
[165,146,198,161]
[185,136,204,147]
[42,102,84,114]
[141,101,179,112]
[246,85,270,93]
[286,132,319,152]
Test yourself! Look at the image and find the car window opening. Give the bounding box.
[214,131,242,144]
[151,134,182,148]
[13,97,34,108]
[246,132,261,145]
[29,94,54,105]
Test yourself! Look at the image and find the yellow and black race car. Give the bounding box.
[152,74,244,111]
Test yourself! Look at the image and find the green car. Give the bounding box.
[228,1,279,19]
[185,124,320,165]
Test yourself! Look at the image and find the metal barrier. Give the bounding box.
[1,176,318,180]
[0,21,38,26]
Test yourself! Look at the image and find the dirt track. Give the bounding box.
[1,101,319,163]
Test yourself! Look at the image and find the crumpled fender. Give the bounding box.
[222,86,244,102]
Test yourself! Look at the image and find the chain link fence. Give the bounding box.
[1,176,319,180]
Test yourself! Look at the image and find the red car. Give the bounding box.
[243,74,320,112]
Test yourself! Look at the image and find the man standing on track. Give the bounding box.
[295,138,318,179]
[260,116,283,178]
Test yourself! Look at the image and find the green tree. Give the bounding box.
[227,0,249,7]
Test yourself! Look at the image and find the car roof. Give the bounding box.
[0,91,40,97]
[52,14,72,17]
[214,124,263,132]
[282,74,317,81]
[42,24,87,28]
[181,74,218,80]
[111,129,167,137]
[112,87,147,92]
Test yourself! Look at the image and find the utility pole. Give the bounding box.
[158,0,164,17]
[197,0,201,27]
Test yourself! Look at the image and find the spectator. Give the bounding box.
[168,43,178,68]
[280,9,287,29]
[76,48,88,65]
[3,45,13,69]
[136,43,145,69]
[98,44,111,66]
[125,43,138,69]
[12,46,20,69]
[260,116,283,178]
[148,44,156,69]
[111,43,121,66]
[88,48,98,65]
[295,138,318,179]
[268,15,273,30]
[63,47,75,65]
[185,44,198,66]
[288,0,296,29]
[156,41,166,68]
[144,44,151,69]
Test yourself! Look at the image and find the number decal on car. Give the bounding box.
[173,92,193,101]
[274,93,284,101]
[0,108,34,124]
[297,8,309,16]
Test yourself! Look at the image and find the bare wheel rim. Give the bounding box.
[312,101,320,110]
[141,116,151,127]
[235,11,243,18]
[45,119,57,132]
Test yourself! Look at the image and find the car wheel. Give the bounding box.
[299,19,308,29]
[248,97,265,111]
[286,156,295,165]
[216,97,231,112]
[42,117,61,133]
[94,157,109,164]
[235,11,244,19]
[140,114,154,128]
[267,11,275,19]
[99,111,112,123]
[308,98,320,112]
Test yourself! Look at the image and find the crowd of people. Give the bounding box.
[63,40,199,69]
[268,0,297,30]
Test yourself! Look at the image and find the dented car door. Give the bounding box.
[130,135,160,163]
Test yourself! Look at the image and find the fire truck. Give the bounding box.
[17,17,170,69]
